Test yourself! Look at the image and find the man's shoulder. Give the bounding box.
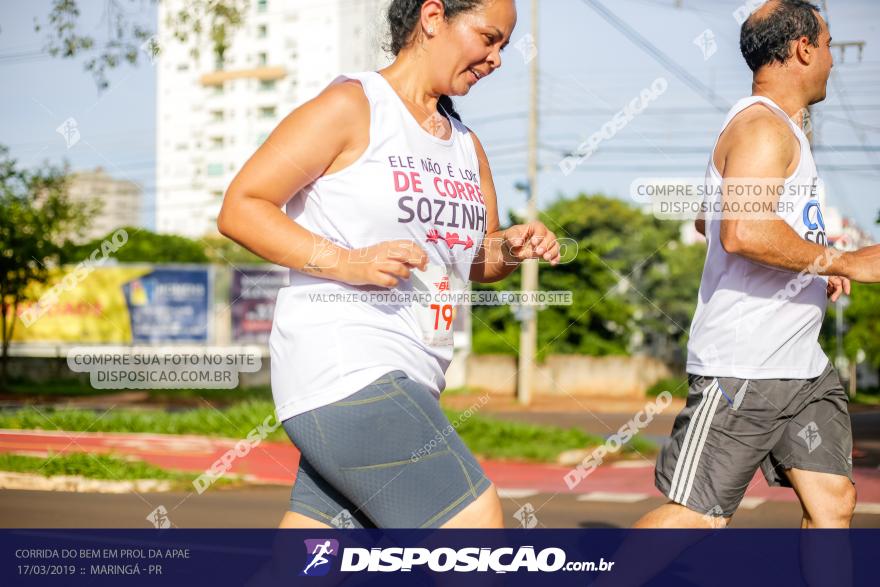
[720,104,797,164]
[728,104,793,142]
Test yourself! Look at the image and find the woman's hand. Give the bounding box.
[502,222,561,266]
[341,240,428,288]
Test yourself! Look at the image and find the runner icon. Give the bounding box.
[302,540,335,575]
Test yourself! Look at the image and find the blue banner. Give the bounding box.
[1,529,877,586]
[123,268,210,343]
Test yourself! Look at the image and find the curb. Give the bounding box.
[0,472,175,494]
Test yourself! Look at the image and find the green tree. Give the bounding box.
[200,234,268,266]
[0,147,91,388]
[821,284,880,387]
[844,283,880,370]
[638,240,706,366]
[66,226,211,263]
[472,193,703,363]
[34,0,249,89]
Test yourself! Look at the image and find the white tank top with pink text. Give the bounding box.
[269,71,487,420]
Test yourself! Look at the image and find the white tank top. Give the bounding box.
[269,71,487,420]
[686,96,830,379]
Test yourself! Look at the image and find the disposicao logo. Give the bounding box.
[300,539,339,577]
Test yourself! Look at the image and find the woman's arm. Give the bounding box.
[468,131,561,284]
[217,80,426,288]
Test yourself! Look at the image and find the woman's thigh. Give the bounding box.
[282,370,494,528]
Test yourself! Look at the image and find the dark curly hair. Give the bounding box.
[740,0,822,73]
[386,0,487,121]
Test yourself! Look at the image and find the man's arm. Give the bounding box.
[718,114,880,282]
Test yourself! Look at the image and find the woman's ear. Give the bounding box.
[419,0,446,40]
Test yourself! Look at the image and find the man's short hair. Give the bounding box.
[740,0,822,72]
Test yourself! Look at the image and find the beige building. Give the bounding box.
[67,167,142,242]
[156,0,390,238]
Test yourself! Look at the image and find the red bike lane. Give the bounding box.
[2,429,879,506]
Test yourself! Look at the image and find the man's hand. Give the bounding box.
[826,276,850,302]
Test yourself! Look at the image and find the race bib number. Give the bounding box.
[411,263,461,347]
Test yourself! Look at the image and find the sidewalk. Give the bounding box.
[2,429,879,509]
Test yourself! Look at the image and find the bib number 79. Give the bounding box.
[430,304,454,331]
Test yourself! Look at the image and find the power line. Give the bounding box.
[579,0,731,113]
[470,104,880,125]
[542,143,880,155]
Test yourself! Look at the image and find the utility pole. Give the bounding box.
[517,0,539,406]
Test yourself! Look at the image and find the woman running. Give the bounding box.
[218,0,560,529]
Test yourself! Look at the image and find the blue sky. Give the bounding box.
[2,0,878,238]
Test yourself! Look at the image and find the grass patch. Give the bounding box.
[3,377,272,403]
[0,401,287,442]
[0,452,198,484]
[443,409,656,462]
[646,377,689,399]
[0,402,656,464]
[852,393,880,406]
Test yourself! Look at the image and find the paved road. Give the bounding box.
[1,488,878,529]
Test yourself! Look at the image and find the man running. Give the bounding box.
[637,0,880,529]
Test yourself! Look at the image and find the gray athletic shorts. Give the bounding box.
[655,362,853,517]
[281,370,492,528]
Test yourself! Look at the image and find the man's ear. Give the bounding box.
[794,36,814,65]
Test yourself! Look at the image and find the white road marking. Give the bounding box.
[497,488,539,499]
[576,492,649,503]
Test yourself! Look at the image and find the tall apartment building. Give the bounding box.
[68,167,142,242]
[156,0,389,237]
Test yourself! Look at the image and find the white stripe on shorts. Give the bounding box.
[669,378,719,504]
[680,387,724,505]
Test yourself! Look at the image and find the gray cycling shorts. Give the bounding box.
[655,362,853,517]
[281,370,492,528]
